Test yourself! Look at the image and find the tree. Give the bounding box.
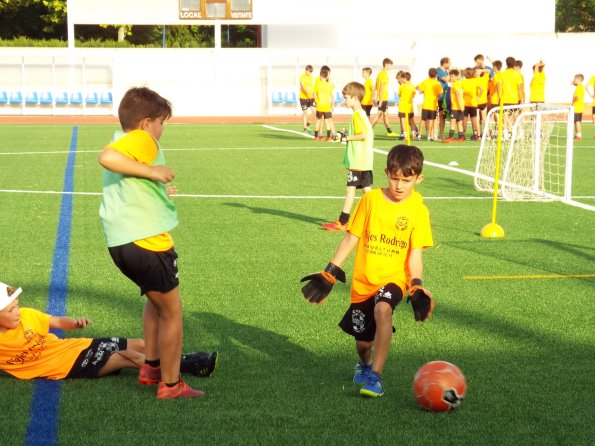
[556,0,595,32]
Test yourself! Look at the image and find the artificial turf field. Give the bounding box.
[0,122,593,445]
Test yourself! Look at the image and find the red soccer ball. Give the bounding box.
[413,361,467,412]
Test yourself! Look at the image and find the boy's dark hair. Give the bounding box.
[320,68,330,79]
[320,65,331,73]
[402,72,411,81]
[118,87,172,131]
[342,82,365,102]
[514,60,523,68]
[449,69,459,76]
[305,64,313,71]
[396,70,404,79]
[505,57,516,68]
[428,67,438,78]
[362,67,372,75]
[474,54,484,62]
[386,145,424,176]
[440,57,450,66]
[493,60,503,70]
[575,74,584,81]
[382,57,393,66]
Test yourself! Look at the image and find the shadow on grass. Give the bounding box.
[223,202,324,226]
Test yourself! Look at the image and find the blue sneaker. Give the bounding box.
[360,371,384,397]
[353,363,372,385]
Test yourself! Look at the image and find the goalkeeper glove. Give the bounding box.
[300,262,346,304]
[406,279,435,322]
[333,131,347,143]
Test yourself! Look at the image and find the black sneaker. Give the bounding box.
[182,351,219,377]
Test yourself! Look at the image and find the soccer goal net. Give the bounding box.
[474,103,585,205]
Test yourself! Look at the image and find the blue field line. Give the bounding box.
[25,126,78,446]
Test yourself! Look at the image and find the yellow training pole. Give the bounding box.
[405,112,411,146]
[480,98,505,238]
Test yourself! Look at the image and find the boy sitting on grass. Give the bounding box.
[0,282,217,381]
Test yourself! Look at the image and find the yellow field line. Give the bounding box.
[464,274,595,280]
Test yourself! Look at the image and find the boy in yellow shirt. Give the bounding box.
[371,58,398,136]
[0,282,217,380]
[443,69,465,142]
[314,66,337,141]
[361,67,375,120]
[323,82,374,232]
[529,61,546,104]
[416,68,443,141]
[99,87,204,399]
[572,74,585,141]
[461,68,482,141]
[397,72,418,140]
[301,145,434,398]
[299,65,316,132]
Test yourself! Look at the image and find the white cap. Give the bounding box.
[0,282,22,311]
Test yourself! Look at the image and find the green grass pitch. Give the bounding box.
[0,122,593,445]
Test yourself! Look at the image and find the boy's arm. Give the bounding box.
[99,147,175,184]
[49,316,92,331]
[330,232,360,267]
[407,248,424,283]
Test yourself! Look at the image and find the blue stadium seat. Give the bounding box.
[85,92,99,105]
[9,91,23,105]
[25,92,39,105]
[55,92,69,105]
[0,91,7,105]
[283,91,297,104]
[389,91,399,104]
[40,91,53,105]
[271,91,283,104]
[334,90,342,104]
[99,92,113,105]
[69,92,83,105]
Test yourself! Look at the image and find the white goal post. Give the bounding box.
[474,104,594,211]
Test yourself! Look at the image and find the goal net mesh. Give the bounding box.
[474,104,572,202]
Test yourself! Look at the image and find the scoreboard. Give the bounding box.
[179,0,253,20]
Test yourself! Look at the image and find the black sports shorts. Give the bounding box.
[338,283,403,342]
[346,170,373,189]
[67,338,128,379]
[108,242,179,295]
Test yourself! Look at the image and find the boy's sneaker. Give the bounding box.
[322,221,346,231]
[471,135,480,141]
[182,351,219,378]
[360,371,385,398]
[573,136,582,141]
[454,136,466,142]
[386,131,398,137]
[139,364,160,385]
[157,380,204,400]
[442,137,454,143]
[353,362,372,386]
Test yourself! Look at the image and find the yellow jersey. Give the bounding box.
[500,68,522,104]
[573,84,585,114]
[450,80,464,111]
[529,70,546,102]
[362,78,374,106]
[315,79,333,112]
[398,83,416,113]
[347,189,433,302]
[375,70,390,102]
[417,78,443,111]
[477,73,489,105]
[299,72,314,99]
[462,78,479,107]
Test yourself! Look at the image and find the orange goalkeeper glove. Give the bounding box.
[300,263,346,304]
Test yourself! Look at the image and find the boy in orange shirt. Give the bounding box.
[301,145,434,398]
[0,282,217,380]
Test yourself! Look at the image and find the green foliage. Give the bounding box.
[556,0,595,31]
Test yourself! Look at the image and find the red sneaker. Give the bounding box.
[455,136,466,142]
[157,380,204,400]
[471,135,480,141]
[573,136,582,141]
[442,137,454,143]
[322,221,346,231]
[139,364,160,385]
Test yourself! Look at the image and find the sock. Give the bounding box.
[338,212,350,225]
[165,380,180,388]
[326,130,331,138]
[473,130,478,136]
[386,127,393,133]
[449,129,455,137]
[145,359,160,368]
[458,132,465,138]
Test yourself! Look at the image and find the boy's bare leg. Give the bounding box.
[98,349,145,377]
[143,301,159,362]
[342,185,357,214]
[371,301,393,376]
[356,340,373,365]
[146,288,184,384]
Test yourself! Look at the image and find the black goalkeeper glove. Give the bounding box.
[300,262,346,304]
[406,279,435,322]
[333,131,347,143]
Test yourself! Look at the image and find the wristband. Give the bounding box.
[325,262,346,283]
[411,278,423,287]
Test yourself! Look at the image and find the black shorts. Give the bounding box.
[574,113,583,123]
[477,103,487,111]
[451,110,464,122]
[338,283,403,342]
[346,170,373,189]
[300,98,315,110]
[377,101,388,112]
[464,106,478,117]
[362,105,373,116]
[421,109,437,120]
[316,111,332,119]
[108,243,179,295]
[398,112,414,119]
[66,338,127,379]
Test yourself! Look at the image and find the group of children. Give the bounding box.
[300,56,595,142]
